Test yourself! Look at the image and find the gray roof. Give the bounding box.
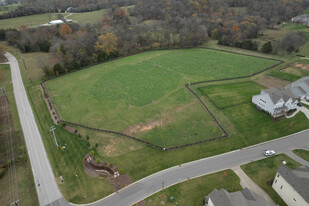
[277,165,309,203]
[285,86,307,99]
[262,87,295,104]
[205,188,270,206]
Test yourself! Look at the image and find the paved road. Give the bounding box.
[6,51,309,206]
[5,52,62,205]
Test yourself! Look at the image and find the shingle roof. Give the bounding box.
[262,87,295,104]
[205,188,270,206]
[277,165,309,203]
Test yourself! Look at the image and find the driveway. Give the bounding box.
[232,166,277,206]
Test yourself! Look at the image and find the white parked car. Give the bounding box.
[264,150,275,156]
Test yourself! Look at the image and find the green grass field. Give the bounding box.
[0,64,38,205]
[293,149,309,162]
[241,154,301,206]
[28,85,114,203]
[68,9,108,24]
[198,81,265,109]
[13,44,309,203]
[145,169,242,206]
[268,70,302,82]
[0,13,60,29]
[45,48,279,147]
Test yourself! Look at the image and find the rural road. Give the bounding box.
[6,51,309,206]
[5,52,62,206]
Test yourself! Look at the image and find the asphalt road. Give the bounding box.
[6,51,309,206]
[5,52,62,206]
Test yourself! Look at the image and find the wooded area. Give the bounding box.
[0,0,308,77]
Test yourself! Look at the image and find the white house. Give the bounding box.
[205,188,270,206]
[252,87,298,117]
[272,165,309,206]
[288,77,309,99]
[252,76,309,117]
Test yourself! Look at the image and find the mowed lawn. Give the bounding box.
[145,169,242,206]
[241,154,301,206]
[45,49,279,147]
[293,149,309,162]
[198,81,265,109]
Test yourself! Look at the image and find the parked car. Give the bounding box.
[297,102,303,107]
[264,150,275,156]
[306,99,309,103]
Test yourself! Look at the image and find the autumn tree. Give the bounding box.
[0,44,6,54]
[60,25,72,36]
[94,33,118,61]
[232,24,240,32]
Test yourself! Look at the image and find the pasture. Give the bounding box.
[198,81,265,109]
[0,13,60,29]
[45,48,279,147]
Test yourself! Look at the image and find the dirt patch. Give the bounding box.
[254,75,290,89]
[83,154,146,206]
[123,120,164,135]
[293,62,309,71]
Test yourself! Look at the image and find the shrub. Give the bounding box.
[74,129,78,134]
[96,158,101,164]
[120,168,124,174]
[109,163,113,167]
[261,41,272,53]
[95,143,98,148]
[90,150,95,156]
[61,122,66,127]
[86,135,89,141]
[77,133,81,138]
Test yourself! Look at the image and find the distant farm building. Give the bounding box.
[291,14,309,27]
[49,20,64,25]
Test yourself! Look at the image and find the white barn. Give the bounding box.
[49,20,64,25]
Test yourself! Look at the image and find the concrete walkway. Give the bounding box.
[298,106,309,119]
[285,150,309,167]
[232,166,277,206]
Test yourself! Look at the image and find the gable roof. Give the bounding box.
[277,165,309,203]
[205,188,269,206]
[261,87,294,104]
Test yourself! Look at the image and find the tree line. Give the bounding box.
[0,0,307,78]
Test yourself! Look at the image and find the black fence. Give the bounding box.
[42,48,286,151]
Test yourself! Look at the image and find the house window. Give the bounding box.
[275,180,277,183]
[280,186,283,189]
[293,198,296,202]
[277,174,280,178]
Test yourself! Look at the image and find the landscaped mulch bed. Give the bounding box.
[83,154,146,205]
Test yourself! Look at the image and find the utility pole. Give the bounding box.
[162,181,164,190]
[49,126,58,147]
